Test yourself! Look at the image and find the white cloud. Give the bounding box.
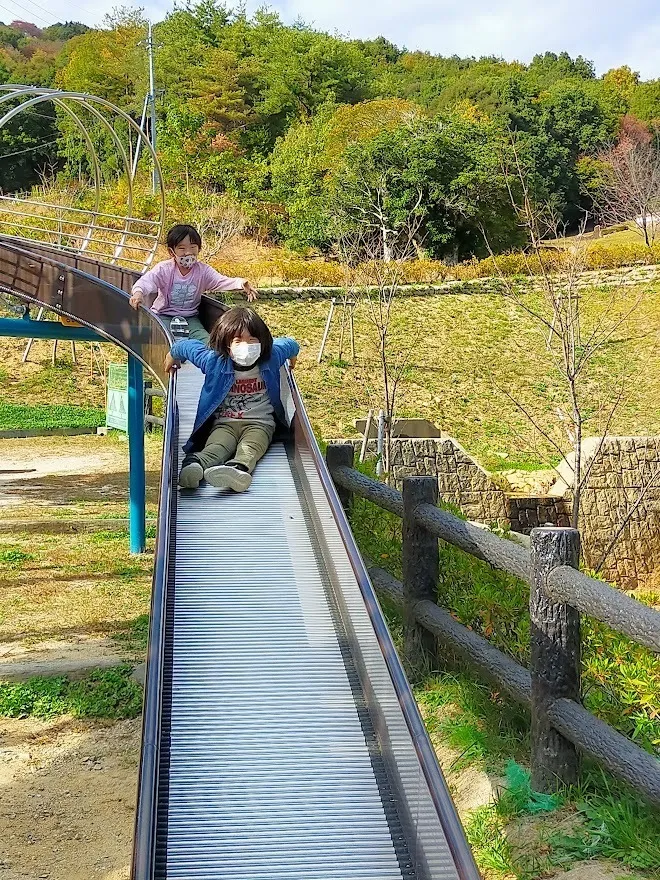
[26,0,660,78]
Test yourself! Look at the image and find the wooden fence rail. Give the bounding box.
[326,443,660,807]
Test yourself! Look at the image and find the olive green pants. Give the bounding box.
[192,421,274,473]
[166,314,210,344]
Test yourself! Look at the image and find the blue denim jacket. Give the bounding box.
[171,337,300,453]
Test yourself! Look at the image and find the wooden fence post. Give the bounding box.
[326,443,355,514]
[530,526,581,792]
[402,476,439,680]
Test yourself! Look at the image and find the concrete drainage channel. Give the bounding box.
[0,427,101,439]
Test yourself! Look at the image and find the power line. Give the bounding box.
[16,0,104,29]
[0,0,56,27]
[0,138,59,159]
[7,0,59,26]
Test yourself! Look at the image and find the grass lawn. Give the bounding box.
[0,527,154,649]
[2,280,659,472]
[256,280,660,471]
[0,400,105,431]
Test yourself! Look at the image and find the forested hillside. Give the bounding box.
[2,5,660,260]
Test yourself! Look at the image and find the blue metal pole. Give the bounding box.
[128,355,146,554]
[0,318,104,341]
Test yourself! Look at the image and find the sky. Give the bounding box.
[8,0,660,79]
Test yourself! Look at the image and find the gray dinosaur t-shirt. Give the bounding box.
[213,365,275,427]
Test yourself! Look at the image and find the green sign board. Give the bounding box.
[106,363,128,432]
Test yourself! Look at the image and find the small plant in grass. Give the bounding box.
[0,666,142,720]
[465,805,523,878]
[549,772,660,873]
[0,548,34,567]
[113,614,150,656]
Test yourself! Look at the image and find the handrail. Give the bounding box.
[331,463,660,652]
[546,564,660,652]
[131,369,177,880]
[0,239,171,386]
[329,452,660,807]
[288,373,481,880]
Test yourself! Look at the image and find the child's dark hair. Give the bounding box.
[209,307,273,363]
[166,224,202,250]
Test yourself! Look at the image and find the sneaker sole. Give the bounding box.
[204,465,252,492]
[179,463,203,489]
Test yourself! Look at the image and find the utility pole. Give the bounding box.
[146,21,159,193]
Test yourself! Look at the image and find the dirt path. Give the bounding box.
[0,434,152,878]
[0,435,162,518]
[0,716,139,880]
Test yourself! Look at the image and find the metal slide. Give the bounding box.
[0,238,480,880]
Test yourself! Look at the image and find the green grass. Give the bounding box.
[257,281,660,470]
[348,490,660,878]
[416,672,529,772]
[549,774,660,873]
[0,528,153,646]
[113,613,150,656]
[0,548,35,567]
[0,666,142,720]
[0,400,105,430]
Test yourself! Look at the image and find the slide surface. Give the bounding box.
[0,237,480,880]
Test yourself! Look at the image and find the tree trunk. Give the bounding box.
[571,387,582,529]
[382,225,391,263]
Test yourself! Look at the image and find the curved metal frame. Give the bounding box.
[0,85,165,270]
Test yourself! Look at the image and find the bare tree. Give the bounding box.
[186,192,246,259]
[336,195,422,479]
[594,120,660,247]
[485,140,646,528]
[334,171,423,264]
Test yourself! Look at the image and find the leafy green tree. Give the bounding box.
[0,24,24,49]
[331,115,521,259]
[630,80,660,124]
[56,17,147,110]
[271,104,521,257]
[527,51,595,86]
[270,98,421,249]
[602,65,640,106]
[42,22,90,41]
[0,104,60,193]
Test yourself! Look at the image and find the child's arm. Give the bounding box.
[169,338,217,373]
[272,337,300,368]
[202,266,258,302]
[129,264,161,310]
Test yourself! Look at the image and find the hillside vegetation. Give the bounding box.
[3,6,660,266]
[2,278,658,472]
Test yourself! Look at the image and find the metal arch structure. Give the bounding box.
[0,85,165,271]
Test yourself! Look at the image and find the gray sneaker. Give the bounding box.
[179,461,203,489]
[204,465,252,492]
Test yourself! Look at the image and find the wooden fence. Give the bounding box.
[326,444,660,806]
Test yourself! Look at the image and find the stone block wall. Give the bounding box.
[329,434,660,590]
[332,435,509,524]
[508,496,571,532]
[577,437,660,589]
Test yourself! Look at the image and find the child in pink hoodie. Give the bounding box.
[129,223,258,344]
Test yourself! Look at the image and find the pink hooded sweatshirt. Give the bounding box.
[132,259,247,317]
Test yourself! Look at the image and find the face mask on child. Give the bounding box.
[176,254,197,269]
[231,341,261,367]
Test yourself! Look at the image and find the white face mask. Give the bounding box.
[176,254,197,269]
[231,341,261,367]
